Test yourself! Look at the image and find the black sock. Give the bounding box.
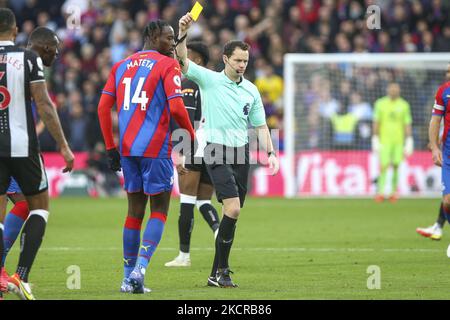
[17,214,47,282]
[0,224,4,269]
[437,203,446,228]
[179,203,195,253]
[210,234,219,277]
[216,215,237,270]
[198,203,220,232]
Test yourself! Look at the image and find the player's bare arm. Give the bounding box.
[404,124,414,157]
[0,194,6,222]
[405,124,412,140]
[173,151,188,176]
[35,120,45,136]
[30,81,74,172]
[429,115,442,167]
[177,13,194,73]
[255,124,280,175]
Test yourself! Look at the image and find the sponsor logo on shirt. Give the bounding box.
[173,75,181,87]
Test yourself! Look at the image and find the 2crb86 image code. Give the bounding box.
[220,304,272,316]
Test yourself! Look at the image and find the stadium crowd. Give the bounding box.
[4,0,450,154]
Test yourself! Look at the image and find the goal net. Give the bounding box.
[283,53,448,197]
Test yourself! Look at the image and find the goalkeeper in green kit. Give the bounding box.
[372,82,413,202]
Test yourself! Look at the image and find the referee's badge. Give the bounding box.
[243,103,250,116]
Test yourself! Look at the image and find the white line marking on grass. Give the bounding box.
[35,247,443,253]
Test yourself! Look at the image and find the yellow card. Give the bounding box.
[190,1,203,21]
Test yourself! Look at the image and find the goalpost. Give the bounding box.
[283,53,449,198]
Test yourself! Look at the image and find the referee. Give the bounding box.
[177,13,280,288]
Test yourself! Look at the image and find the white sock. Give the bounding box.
[179,251,190,259]
[180,194,197,204]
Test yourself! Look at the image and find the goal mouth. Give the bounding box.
[283,53,448,198]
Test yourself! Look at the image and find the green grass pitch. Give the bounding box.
[3,197,450,300]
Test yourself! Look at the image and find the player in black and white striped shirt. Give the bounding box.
[0,9,74,300]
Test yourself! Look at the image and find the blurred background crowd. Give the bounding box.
[2,0,450,155]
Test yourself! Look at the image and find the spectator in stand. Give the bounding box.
[80,43,97,73]
[255,64,283,104]
[15,20,35,46]
[349,92,372,121]
[330,103,359,150]
[420,31,435,52]
[435,25,450,52]
[401,33,418,52]
[335,33,351,53]
[69,102,88,152]
[371,31,392,53]
[319,82,340,119]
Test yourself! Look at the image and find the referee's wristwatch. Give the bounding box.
[267,151,277,157]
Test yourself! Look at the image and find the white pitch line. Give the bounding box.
[26,247,444,253]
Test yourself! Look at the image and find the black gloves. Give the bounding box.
[106,148,121,172]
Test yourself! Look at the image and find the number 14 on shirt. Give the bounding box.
[122,77,149,111]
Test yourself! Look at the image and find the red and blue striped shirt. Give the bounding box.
[432,81,450,148]
[102,50,183,158]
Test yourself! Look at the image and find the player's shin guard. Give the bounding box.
[197,200,220,232]
[216,215,237,270]
[16,210,49,282]
[135,212,167,272]
[2,200,29,265]
[179,194,196,253]
[123,216,143,278]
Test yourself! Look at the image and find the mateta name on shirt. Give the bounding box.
[126,58,155,70]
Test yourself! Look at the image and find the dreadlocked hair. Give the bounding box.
[143,20,170,41]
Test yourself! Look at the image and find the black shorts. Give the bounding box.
[0,154,48,196]
[204,143,249,208]
[185,158,212,185]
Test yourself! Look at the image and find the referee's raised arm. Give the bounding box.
[176,13,193,74]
